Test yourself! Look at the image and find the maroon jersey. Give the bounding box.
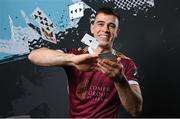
[63,48,139,118]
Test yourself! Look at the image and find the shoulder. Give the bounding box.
[115,51,131,60]
[115,51,140,81]
[115,51,137,67]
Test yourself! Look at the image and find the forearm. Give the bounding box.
[28,48,74,66]
[114,76,143,116]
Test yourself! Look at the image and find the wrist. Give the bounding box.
[60,53,76,66]
[114,74,129,87]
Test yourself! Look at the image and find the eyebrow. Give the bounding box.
[95,21,116,27]
[95,21,105,23]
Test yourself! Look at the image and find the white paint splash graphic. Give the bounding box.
[0,14,40,55]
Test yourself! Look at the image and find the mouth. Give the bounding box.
[99,34,109,40]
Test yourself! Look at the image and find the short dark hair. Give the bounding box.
[95,7,120,22]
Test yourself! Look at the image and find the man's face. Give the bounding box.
[91,13,119,48]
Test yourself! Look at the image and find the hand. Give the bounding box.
[97,57,125,80]
[72,53,98,72]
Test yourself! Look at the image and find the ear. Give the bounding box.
[90,23,94,35]
[115,28,120,38]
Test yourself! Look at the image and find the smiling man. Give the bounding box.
[28,7,143,117]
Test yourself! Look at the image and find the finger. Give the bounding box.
[81,54,98,60]
[79,54,98,64]
[89,54,99,58]
[97,62,109,73]
[98,60,112,70]
[89,66,99,72]
[117,57,121,62]
[100,59,118,68]
[98,64,114,77]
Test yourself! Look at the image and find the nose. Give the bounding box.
[102,25,110,32]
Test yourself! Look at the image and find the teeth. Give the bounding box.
[101,36,107,38]
[100,35,108,38]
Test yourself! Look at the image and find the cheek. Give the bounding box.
[112,30,118,37]
[93,30,101,36]
[93,26,102,32]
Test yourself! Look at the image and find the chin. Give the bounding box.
[98,43,110,48]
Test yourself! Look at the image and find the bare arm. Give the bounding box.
[114,79,143,117]
[28,47,98,71]
[97,59,143,116]
[28,47,74,66]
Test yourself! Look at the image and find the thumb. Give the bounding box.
[117,57,121,62]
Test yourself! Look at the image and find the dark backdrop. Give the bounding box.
[0,0,180,117]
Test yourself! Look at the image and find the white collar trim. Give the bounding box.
[88,47,96,54]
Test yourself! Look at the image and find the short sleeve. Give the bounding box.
[121,59,140,85]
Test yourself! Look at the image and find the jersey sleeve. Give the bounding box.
[122,59,140,85]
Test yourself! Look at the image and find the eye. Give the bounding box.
[109,24,116,29]
[97,23,104,26]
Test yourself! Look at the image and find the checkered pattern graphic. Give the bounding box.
[103,0,154,11]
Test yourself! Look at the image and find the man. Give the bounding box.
[28,7,143,117]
